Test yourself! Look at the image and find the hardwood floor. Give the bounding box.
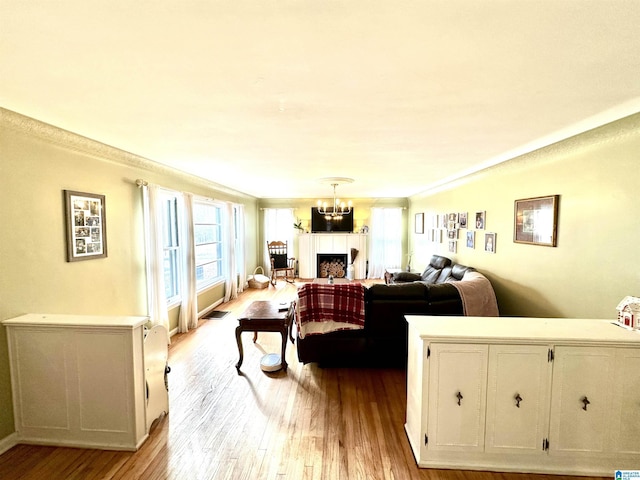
[0,280,609,480]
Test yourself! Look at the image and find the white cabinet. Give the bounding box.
[486,345,551,456]
[405,316,640,476]
[550,346,640,457]
[611,348,640,454]
[2,314,169,451]
[549,346,614,455]
[427,344,488,453]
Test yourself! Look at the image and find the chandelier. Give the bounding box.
[317,178,353,220]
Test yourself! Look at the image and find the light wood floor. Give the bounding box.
[0,280,609,480]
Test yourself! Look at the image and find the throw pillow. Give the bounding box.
[271,253,288,269]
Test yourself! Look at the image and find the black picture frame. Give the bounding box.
[64,190,107,261]
[514,195,559,246]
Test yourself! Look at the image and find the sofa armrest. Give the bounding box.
[392,271,422,283]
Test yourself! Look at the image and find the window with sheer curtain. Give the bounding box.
[367,207,403,279]
[263,208,294,275]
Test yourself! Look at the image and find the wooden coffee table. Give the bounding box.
[235,300,294,373]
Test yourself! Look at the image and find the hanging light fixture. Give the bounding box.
[317,177,353,220]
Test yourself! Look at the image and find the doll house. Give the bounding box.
[616,296,640,329]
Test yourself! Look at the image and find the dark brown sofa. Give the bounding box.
[295,255,493,367]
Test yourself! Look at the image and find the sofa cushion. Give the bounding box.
[451,263,475,280]
[436,266,453,283]
[420,255,452,283]
[430,255,452,269]
[367,282,428,300]
[425,282,461,301]
[421,267,442,283]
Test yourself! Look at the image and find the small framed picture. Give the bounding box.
[466,231,475,248]
[448,240,457,253]
[414,212,424,234]
[64,190,107,261]
[459,212,468,229]
[484,232,496,253]
[475,211,486,230]
[447,229,458,239]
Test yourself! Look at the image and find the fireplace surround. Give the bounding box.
[298,233,367,279]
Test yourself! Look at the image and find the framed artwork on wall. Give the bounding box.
[64,190,107,262]
[475,211,486,229]
[414,213,424,234]
[459,212,468,229]
[514,195,559,246]
[466,231,475,248]
[484,232,496,253]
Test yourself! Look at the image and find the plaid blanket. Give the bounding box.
[296,283,366,338]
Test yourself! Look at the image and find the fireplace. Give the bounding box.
[316,253,348,278]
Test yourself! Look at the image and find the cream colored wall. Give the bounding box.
[408,113,640,318]
[0,109,258,441]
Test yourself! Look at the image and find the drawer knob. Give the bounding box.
[456,391,463,406]
[582,396,590,411]
[514,393,523,408]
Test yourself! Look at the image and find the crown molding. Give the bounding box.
[0,107,256,200]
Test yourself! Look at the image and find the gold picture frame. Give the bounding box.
[514,195,559,246]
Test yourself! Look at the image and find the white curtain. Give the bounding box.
[142,184,170,333]
[234,204,247,295]
[179,193,198,333]
[223,203,247,301]
[263,208,294,276]
[368,207,403,279]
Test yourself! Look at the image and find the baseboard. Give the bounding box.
[0,432,19,455]
[168,298,225,338]
[198,299,223,319]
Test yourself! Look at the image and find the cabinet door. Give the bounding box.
[427,343,488,452]
[549,346,614,455]
[609,348,640,454]
[485,345,551,455]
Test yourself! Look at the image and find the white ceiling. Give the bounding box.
[2,1,640,199]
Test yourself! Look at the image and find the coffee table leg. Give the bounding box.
[235,326,244,373]
[280,328,288,371]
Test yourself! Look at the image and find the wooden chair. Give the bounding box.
[267,240,295,285]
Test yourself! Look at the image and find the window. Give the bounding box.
[263,208,294,269]
[368,207,403,278]
[193,201,223,289]
[161,192,181,302]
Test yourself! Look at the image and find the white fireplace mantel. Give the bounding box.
[298,233,367,279]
